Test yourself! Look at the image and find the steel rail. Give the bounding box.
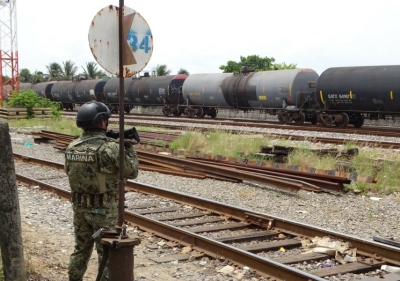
[137,150,321,192]
[62,112,400,148]
[14,154,400,268]
[14,173,323,280]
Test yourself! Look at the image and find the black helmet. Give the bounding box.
[76,101,111,129]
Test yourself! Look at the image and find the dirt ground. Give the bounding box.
[21,221,224,281]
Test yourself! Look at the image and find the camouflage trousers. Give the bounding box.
[68,201,117,281]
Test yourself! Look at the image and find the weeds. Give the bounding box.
[6,118,400,194]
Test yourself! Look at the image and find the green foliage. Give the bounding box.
[273,62,297,70]
[20,68,32,83]
[7,89,62,119]
[153,64,172,76]
[61,60,78,80]
[8,118,82,135]
[178,68,189,75]
[169,132,194,150]
[81,62,109,79]
[219,55,297,73]
[45,62,62,81]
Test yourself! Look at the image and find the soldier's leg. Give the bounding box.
[93,202,118,281]
[68,210,95,281]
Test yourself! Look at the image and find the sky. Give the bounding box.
[10,0,400,77]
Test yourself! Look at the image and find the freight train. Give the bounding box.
[15,65,400,128]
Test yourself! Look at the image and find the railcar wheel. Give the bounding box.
[310,116,317,125]
[353,118,364,128]
[173,110,183,117]
[335,113,349,127]
[294,113,305,125]
[277,113,286,124]
[187,109,194,118]
[195,108,204,118]
[162,107,170,117]
[209,108,217,118]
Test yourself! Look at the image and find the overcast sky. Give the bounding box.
[14,0,400,76]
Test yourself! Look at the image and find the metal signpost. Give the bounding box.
[88,2,153,280]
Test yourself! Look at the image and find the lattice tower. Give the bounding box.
[0,0,19,99]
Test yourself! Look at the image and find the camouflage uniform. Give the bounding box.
[65,129,139,281]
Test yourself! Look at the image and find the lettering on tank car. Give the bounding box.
[159,88,166,96]
[66,153,95,162]
[135,98,141,102]
[279,87,289,94]
[209,96,215,100]
[328,94,354,99]
[189,92,201,96]
[373,99,384,104]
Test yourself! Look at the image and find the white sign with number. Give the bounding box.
[88,5,153,77]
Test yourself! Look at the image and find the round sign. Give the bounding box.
[88,5,153,77]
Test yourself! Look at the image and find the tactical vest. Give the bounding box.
[65,136,118,195]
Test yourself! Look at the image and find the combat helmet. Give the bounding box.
[76,101,111,129]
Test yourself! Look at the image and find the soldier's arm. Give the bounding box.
[98,141,139,179]
[122,143,139,179]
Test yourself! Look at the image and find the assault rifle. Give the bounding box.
[106,127,140,143]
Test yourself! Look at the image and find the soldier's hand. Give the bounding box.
[124,139,137,148]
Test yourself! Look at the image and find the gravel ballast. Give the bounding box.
[9,128,400,280]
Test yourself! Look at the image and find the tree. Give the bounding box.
[178,68,189,75]
[60,60,78,80]
[31,70,45,83]
[7,89,62,118]
[80,62,108,79]
[45,62,62,81]
[219,55,297,73]
[273,62,297,70]
[152,64,171,76]
[19,68,32,83]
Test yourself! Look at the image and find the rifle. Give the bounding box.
[106,127,140,143]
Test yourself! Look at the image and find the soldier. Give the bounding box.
[64,101,139,281]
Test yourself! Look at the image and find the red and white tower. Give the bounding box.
[0,0,19,99]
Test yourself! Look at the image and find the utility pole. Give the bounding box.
[0,0,19,99]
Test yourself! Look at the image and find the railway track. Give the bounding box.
[31,131,355,193]
[13,153,400,281]
[61,112,400,149]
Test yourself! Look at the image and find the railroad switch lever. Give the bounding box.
[96,221,141,281]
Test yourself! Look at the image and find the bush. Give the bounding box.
[7,89,62,119]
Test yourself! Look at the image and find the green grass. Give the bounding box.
[6,118,400,194]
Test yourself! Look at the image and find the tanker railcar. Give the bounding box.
[50,81,76,110]
[315,65,400,127]
[181,69,320,121]
[31,81,56,100]
[125,74,188,116]
[74,78,109,107]
[103,78,135,113]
